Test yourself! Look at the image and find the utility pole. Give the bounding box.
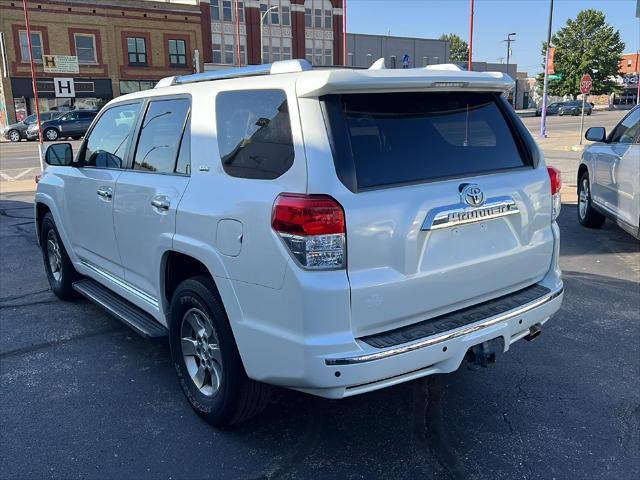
[468,0,474,71]
[540,0,554,138]
[22,0,43,171]
[504,32,516,106]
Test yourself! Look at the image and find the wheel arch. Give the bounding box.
[577,163,590,194]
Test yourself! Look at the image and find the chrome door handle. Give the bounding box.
[97,186,113,200]
[151,196,170,210]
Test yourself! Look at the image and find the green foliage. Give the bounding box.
[440,33,469,62]
[537,9,625,96]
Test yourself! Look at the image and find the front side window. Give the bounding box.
[127,37,147,66]
[60,112,79,122]
[609,108,640,144]
[323,92,529,190]
[133,98,191,173]
[168,39,187,67]
[83,103,142,168]
[19,31,43,62]
[74,34,97,63]
[216,89,294,179]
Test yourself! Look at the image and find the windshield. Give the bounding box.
[23,115,37,125]
[322,91,530,190]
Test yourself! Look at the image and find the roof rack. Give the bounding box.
[155,59,312,88]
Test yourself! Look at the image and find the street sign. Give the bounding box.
[43,55,79,74]
[580,74,593,94]
[53,77,75,98]
[548,74,563,80]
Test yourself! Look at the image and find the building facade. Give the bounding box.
[0,0,211,125]
[206,0,344,69]
[346,33,448,68]
[615,52,639,106]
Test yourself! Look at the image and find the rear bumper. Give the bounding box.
[295,283,563,398]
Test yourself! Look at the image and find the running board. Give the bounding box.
[72,279,168,338]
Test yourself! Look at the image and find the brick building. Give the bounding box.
[0,0,211,125]
[206,0,344,69]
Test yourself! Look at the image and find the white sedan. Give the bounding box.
[578,106,639,239]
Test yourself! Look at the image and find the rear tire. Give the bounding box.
[578,172,606,228]
[169,275,271,427]
[8,130,21,142]
[40,213,79,300]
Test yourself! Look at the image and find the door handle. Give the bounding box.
[151,196,170,210]
[97,186,113,200]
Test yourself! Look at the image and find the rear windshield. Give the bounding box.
[322,92,530,191]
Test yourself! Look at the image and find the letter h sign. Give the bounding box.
[53,77,76,98]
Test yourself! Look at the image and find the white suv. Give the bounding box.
[36,60,564,426]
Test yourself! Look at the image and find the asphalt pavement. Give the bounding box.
[1,111,639,479]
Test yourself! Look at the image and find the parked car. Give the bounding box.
[535,101,565,116]
[2,111,63,142]
[27,109,98,141]
[35,60,564,426]
[558,100,592,116]
[578,105,639,238]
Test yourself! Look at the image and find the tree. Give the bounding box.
[537,9,624,96]
[440,34,469,62]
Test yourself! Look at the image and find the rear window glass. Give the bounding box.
[216,89,294,180]
[322,92,529,190]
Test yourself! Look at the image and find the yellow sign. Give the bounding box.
[43,55,79,74]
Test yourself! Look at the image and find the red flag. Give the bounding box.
[547,47,556,74]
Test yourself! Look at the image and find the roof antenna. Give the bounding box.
[369,58,386,70]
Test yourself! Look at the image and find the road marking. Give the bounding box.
[0,168,37,181]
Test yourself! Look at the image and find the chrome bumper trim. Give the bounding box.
[325,287,563,366]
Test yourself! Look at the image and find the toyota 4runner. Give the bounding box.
[36,60,564,426]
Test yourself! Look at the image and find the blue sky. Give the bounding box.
[347,0,640,75]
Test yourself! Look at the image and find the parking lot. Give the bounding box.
[1,111,638,479]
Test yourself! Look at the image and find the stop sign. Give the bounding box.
[580,74,593,94]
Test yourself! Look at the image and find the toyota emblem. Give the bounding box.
[461,184,485,207]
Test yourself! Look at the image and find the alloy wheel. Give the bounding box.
[45,129,58,141]
[9,131,20,142]
[46,229,63,282]
[578,178,589,220]
[180,307,223,397]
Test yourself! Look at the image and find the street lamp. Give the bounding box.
[260,5,278,64]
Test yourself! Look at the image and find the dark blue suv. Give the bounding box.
[27,110,98,141]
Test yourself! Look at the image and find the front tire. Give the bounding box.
[41,213,78,300]
[44,128,59,141]
[169,276,271,427]
[578,172,606,228]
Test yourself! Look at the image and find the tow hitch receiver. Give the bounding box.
[466,337,504,370]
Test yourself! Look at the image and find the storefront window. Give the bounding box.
[119,80,156,95]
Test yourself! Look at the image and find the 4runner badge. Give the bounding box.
[421,194,520,231]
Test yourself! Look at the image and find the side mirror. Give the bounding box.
[585,127,606,143]
[44,142,73,166]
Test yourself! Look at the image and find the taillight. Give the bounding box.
[547,166,562,220]
[272,193,346,269]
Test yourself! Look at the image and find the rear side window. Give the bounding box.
[216,89,294,180]
[83,103,141,168]
[133,98,191,173]
[322,92,529,191]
